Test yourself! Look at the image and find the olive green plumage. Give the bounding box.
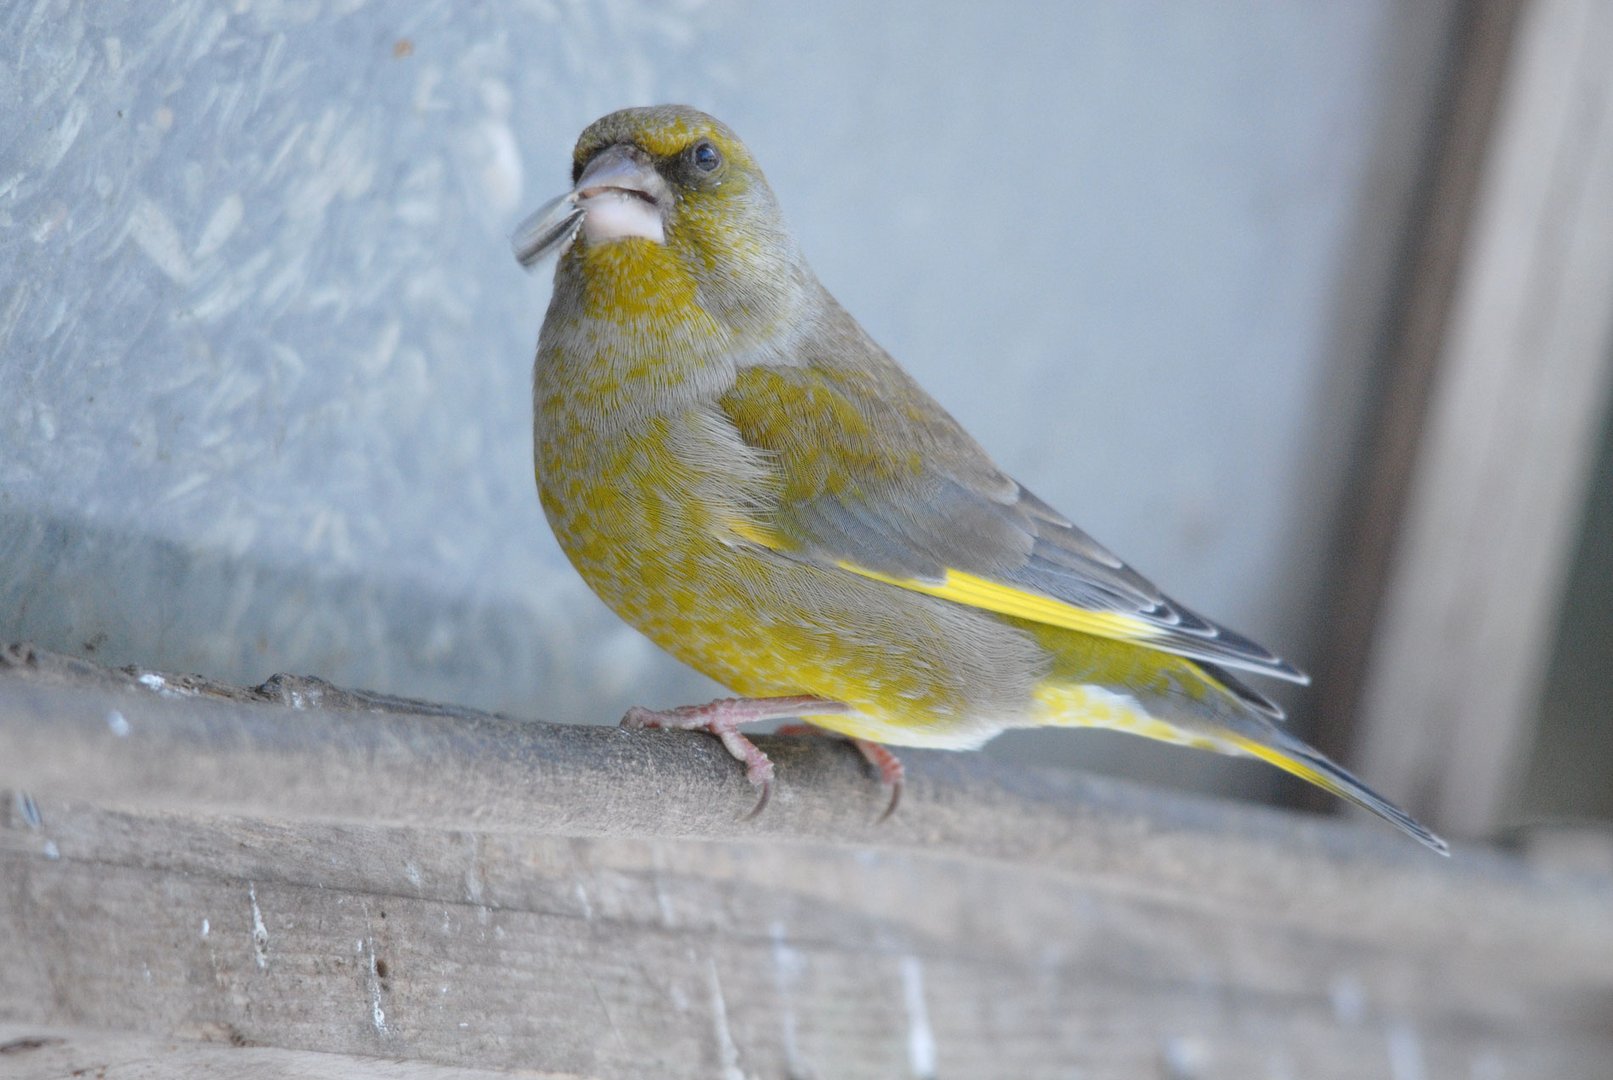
[518,104,1445,853]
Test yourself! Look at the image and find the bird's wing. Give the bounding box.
[716,358,1307,688]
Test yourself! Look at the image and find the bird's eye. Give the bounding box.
[690,140,721,173]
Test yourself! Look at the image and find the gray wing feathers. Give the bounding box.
[727,299,1306,687]
[781,463,1307,685]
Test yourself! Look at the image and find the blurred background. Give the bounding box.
[3,0,1608,845]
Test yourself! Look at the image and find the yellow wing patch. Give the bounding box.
[727,518,1162,647]
[842,564,1162,645]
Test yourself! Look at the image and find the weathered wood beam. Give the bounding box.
[1,646,1610,1078]
[0,1025,558,1080]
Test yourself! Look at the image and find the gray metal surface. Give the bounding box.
[2,2,1454,788]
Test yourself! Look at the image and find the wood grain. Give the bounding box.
[1,646,1610,1078]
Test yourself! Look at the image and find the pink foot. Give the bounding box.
[621,696,848,818]
[775,725,905,822]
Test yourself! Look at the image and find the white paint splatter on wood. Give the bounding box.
[248,882,269,970]
[1330,973,1367,1024]
[1387,1021,1427,1080]
[900,956,936,1079]
[769,922,807,1078]
[1161,1034,1208,1079]
[365,940,388,1035]
[706,958,744,1080]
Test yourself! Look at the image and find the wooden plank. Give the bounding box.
[1,646,1610,1078]
[0,1025,573,1079]
[1353,0,1613,837]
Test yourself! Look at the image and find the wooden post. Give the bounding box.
[1310,0,1522,783]
[1350,0,1613,839]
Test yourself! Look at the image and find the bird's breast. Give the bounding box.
[535,385,771,625]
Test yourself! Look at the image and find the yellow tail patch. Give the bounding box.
[1222,734,1340,796]
[1031,682,1231,753]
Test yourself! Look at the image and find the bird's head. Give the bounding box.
[516,105,806,340]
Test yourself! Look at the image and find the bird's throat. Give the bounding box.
[575,239,705,326]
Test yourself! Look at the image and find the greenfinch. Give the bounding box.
[514,104,1446,854]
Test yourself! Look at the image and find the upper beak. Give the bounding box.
[511,144,668,269]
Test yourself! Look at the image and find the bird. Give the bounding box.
[512,104,1447,854]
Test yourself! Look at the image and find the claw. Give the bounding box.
[620,705,661,730]
[618,695,846,818]
[743,777,772,820]
[774,725,906,823]
[877,783,901,824]
[853,739,905,823]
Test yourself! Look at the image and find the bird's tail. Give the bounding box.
[1033,660,1449,854]
[1182,661,1449,854]
[1217,727,1448,855]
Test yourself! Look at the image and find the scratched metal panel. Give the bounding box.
[0,1,1454,793]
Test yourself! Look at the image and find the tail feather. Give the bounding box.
[1224,731,1449,855]
[1190,660,1286,720]
[1031,654,1448,853]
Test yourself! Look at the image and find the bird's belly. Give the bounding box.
[536,410,1044,745]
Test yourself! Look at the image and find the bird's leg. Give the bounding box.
[621,696,848,818]
[775,724,905,822]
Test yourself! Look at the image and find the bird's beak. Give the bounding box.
[511,144,668,269]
